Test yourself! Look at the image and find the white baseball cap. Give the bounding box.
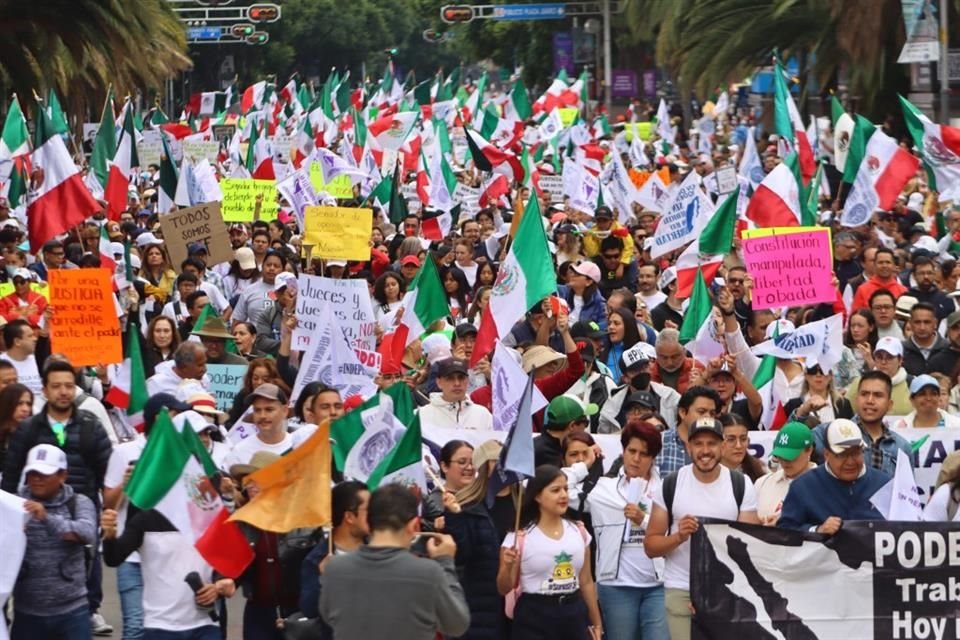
[875,336,904,358]
[825,419,865,455]
[24,444,68,475]
[173,410,215,434]
[135,232,163,248]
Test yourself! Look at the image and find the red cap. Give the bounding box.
[343,395,364,412]
[400,255,421,268]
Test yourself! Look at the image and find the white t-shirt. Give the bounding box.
[1,352,41,395]
[223,432,293,470]
[502,521,591,595]
[652,465,758,590]
[104,437,147,563]
[640,291,666,312]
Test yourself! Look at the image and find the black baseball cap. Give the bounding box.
[594,206,613,220]
[625,390,658,411]
[144,393,192,429]
[437,358,469,377]
[689,417,723,440]
[455,323,478,339]
[571,320,606,340]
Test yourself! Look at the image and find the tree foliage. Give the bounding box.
[0,0,190,118]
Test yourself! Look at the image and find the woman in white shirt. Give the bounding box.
[498,465,603,640]
[372,271,406,326]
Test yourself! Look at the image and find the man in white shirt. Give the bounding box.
[223,383,293,470]
[644,417,760,640]
[417,358,493,430]
[1,319,41,395]
[637,264,666,312]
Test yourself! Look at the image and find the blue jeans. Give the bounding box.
[143,626,220,640]
[597,583,669,640]
[117,561,145,640]
[11,605,92,640]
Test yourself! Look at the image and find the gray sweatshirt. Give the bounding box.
[319,545,470,640]
[15,484,96,616]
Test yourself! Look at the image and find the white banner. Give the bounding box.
[650,171,713,258]
[750,314,844,373]
[490,343,548,432]
[294,275,376,352]
[0,490,29,640]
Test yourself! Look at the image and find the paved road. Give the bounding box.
[100,564,246,638]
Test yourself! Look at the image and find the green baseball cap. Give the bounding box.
[771,422,814,461]
[546,395,598,426]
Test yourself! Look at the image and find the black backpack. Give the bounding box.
[662,468,746,531]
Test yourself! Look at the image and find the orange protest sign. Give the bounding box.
[49,269,122,366]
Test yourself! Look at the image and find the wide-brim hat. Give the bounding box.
[192,314,234,340]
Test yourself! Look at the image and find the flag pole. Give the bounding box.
[512,483,524,535]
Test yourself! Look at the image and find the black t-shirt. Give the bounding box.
[650,302,683,332]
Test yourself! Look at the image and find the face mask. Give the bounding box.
[5,265,17,277]
[629,371,651,390]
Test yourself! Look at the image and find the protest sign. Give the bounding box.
[211,124,236,147]
[625,122,653,142]
[308,162,355,199]
[49,269,122,366]
[650,171,712,257]
[137,129,163,167]
[220,178,278,221]
[294,275,376,352]
[303,206,373,261]
[276,169,317,231]
[181,139,219,162]
[158,202,233,269]
[690,520,960,640]
[491,343,548,431]
[559,108,578,128]
[206,363,248,413]
[715,165,738,194]
[0,491,28,640]
[742,226,834,310]
[453,183,481,217]
[538,174,565,203]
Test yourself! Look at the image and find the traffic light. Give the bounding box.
[247,4,281,22]
[384,47,399,57]
[231,23,255,38]
[247,31,269,45]
[441,5,474,23]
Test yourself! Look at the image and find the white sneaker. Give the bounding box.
[91,611,114,636]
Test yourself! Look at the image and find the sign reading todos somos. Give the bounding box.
[158,202,234,270]
[691,520,960,640]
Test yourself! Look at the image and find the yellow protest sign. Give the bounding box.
[303,206,373,261]
[625,122,653,142]
[308,163,356,199]
[559,108,579,128]
[220,179,279,221]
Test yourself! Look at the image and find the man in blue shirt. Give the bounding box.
[778,418,889,533]
[657,386,721,476]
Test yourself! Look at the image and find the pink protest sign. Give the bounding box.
[741,228,835,310]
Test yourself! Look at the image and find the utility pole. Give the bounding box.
[941,0,950,121]
[602,0,612,114]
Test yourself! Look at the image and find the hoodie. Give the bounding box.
[15,484,96,616]
[146,360,212,396]
[417,393,493,430]
[320,545,470,640]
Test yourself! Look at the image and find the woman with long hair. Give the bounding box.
[439,440,477,494]
[783,364,854,427]
[442,266,471,319]
[719,413,767,483]
[372,271,406,324]
[497,465,603,640]
[475,261,498,291]
[559,262,607,329]
[231,322,266,361]
[466,287,492,326]
[836,309,878,390]
[143,315,181,378]
[140,243,176,304]
[0,383,32,470]
[234,250,286,328]
[227,358,290,426]
[601,308,641,383]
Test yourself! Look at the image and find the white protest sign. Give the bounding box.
[276,168,318,231]
[650,171,712,258]
[490,342,548,432]
[635,171,670,212]
[563,161,600,214]
[715,166,738,195]
[182,139,220,162]
[137,129,163,167]
[538,174,565,203]
[294,275,376,352]
[453,183,481,218]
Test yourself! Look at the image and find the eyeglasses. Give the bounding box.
[450,458,474,467]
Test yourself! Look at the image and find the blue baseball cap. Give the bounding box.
[909,374,940,396]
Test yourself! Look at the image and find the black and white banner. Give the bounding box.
[691,519,960,640]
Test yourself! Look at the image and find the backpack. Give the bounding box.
[662,468,745,531]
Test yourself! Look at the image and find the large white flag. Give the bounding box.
[491,342,547,432]
[0,490,29,640]
[649,171,712,258]
[870,449,923,521]
[750,314,844,372]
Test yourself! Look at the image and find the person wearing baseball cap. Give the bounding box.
[0,266,47,329]
[559,259,608,331]
[897,374,960,429]
[418,357,493,430]
[778,418,889,533]
[12,444,98,640]
[845,337,912,416]
[536,395,599,467]
[582,205,635,268]
[753,423,816,525]
[223,383,294,470]
[399,255,421,283]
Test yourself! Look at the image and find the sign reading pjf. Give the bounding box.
[303,206,373,261]
[742,226,835,310]
[49,269,122,366]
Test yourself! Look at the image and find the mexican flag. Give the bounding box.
[245,121,275,180]
[0,95,30,188]
[899,94,960,201]
[186,92,229,117]
[773,60,815,183]
[674,188,737,298]
[842,125,919,226]
[104,106,140,221]
[241,81,270,114]
[753,353,787,431]
[126,410,254,577]
[678,269,724,365]
[89,89,116,194]
[831,96,855,170]
[27,100,100,252]
[507,78,533,121]
[471,195,556,366]
[366,414,426,492]
[744,156,802,228]
[332,384,419,485]
[391,254,449,352]
[465,128,523,183]
[367,111,418,151]
[460,71,487,123]
[106,326,148,432]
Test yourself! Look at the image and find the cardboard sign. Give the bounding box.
[293,275,376,351]
[307,163,355,199]
[742,226,835,310]
[303,206,373,261]
[220,179,278,221]
[49,269,122,366]
[158,202,234,270]
[181,139,219,163]
[206,363,248,413]
[715,166,738,194]
[559,108,579,128]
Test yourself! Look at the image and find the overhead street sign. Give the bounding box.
[186,26,222,41]
[492,3,565,20]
